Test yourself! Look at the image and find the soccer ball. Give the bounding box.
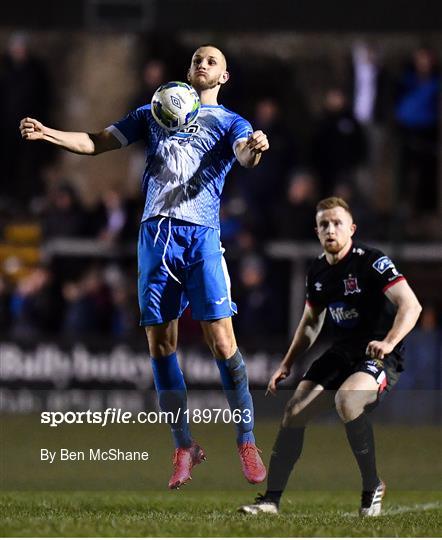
[151,81,200,131]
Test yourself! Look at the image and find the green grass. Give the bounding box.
[1,490,441,537]
[1,416,441,536]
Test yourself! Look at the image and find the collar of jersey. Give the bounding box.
[200,104,225,109]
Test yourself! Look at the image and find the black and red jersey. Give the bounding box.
[306,242,406,350]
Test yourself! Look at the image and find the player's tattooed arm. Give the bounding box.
[19,117,121,155]
[267,303,326,395]
[235,130,269,168]
[366,280,422,359]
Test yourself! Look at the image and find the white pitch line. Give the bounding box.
[382,502,441,516]
[340,502,441,518]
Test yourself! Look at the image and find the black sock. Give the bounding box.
[345,413,380,491]
[265,426,305,505]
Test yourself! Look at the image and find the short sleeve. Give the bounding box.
[369,251,406,293]
[105,106,148,147]
[229,114,253,154]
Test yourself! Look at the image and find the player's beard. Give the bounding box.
[323,237,346,254]
[190,73,220,91]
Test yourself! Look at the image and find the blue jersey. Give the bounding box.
[107,104,252,229]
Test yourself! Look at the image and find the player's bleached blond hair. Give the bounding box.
[316,197,353,219]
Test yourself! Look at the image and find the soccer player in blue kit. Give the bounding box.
[20,45,269,489]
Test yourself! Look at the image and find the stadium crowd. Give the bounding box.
[0,33,440,358]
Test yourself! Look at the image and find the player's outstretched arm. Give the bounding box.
[235,130,269,168]
[366,280,422,359]
[19,117,121,155]
[267,303,325,395]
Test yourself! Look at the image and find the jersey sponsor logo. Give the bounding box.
[343,275,361,295]
[171,123,201,142]
[328,302,359,328]
[181,124,200,134]
[373,256,396,274]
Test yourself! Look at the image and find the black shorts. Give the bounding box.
[302,343,403,400]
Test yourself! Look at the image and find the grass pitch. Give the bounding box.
[1,490,441,537]
[1,416,441,536]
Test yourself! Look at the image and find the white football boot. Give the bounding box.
[360,480,386,516]
[238,493,279,515]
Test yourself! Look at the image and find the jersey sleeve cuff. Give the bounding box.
[105,125,128,147]
[233,137,248,159]
[382,276,406,293]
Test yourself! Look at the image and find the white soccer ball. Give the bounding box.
[151,81,201,131]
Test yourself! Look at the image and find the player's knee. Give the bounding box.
[149,340,177,358]
[282,398,306,428]
[145,325,178,358]
[206,335,236,360]
[212,340,235,359]
[335,391,361,422]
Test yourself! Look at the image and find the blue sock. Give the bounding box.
[151,352,192,448]
[216,349,255,445]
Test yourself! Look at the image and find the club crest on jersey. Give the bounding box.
[343,275,361,295]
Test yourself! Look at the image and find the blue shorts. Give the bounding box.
[138,216,238,326]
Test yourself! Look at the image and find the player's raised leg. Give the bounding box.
[146,321,205,489]
[335,371,385,516]
[201,317,266,484]
[239,380,334,514]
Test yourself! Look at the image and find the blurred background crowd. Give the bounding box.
[0,29,440,369]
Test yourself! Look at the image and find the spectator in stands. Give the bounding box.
[130,59,168,110]
[62,267,112,338]
[110,280,138,339]
[349,41,390,205]
[10,265,60,339]
[0,33,54,205]
[232,97,295,240]
[234,254,282,342]
[219,197,246,250]
[94,189,131,245]
[400,304,441,390]
[350,42,389,128]
[101,263,139,339]
[275,170,317,241]
[127,59,168,195]
[41,183,88,239]
[312,88,367,198]
[395,47,440,215]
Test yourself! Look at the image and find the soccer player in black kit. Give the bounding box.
[239,197,422,516]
